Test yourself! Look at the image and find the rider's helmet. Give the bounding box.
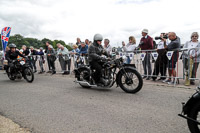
[8,43,17,48]
[93,34,103,41]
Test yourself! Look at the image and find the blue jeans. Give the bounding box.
[126,56,131,64]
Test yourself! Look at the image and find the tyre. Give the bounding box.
[187,101,200,133]
[117,68,143,94]
[6,68,16,81]
[77,68,91,88]
[7,72,16,80]
[24,68,34,83]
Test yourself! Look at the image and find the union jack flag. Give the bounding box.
[1,27,11,58]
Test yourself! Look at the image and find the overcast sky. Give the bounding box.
[0,0,200,46]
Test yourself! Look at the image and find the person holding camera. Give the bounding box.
[163,32,181,84]
[139,29,153,80]
[122,36,136,64]
[152,33,169,81]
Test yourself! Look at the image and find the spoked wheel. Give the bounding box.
[187,101,200,133]
[24,68,34,83]
[78,69,91,88]
[118,68,143,94]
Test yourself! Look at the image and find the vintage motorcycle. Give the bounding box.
[179,83,200,133]
[4,59,34,83]
[74,57,143,94]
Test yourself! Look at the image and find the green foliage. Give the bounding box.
[0,34,72,51]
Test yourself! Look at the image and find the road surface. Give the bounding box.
[0,71,195,133]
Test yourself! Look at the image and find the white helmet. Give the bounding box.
[93,34,103,41]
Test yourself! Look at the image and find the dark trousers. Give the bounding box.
[31,59,37,71]
[49,60,55,72]
[152,58,167,80]
[142,52,152,77]
[47,58,51,71]
[89,61,102,82]
[39,60,44,72]
[59,57,71,72]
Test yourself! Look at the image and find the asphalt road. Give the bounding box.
[0,70,195,133]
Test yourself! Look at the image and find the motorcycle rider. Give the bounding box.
[5,43,26,73]
[88,34,110,85]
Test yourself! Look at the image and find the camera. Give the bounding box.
[139,41,144,46]
[155,34,168,40]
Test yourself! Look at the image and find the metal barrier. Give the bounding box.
[186,47,200,81]
[117,48,200,86]
[18,48,200,86]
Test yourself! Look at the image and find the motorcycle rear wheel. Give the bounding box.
[77,68,91,88]
[187,101,200,133]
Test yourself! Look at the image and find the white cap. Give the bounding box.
[142,29,148,34]
[48,45,53,49]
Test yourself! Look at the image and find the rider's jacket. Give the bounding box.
[6,50,25,62]
[88,42,109,62]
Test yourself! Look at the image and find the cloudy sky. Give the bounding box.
[0,0,200,46]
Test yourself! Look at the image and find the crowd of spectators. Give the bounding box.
[3,29,199,86]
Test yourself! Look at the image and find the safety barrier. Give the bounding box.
[6,48,199,86]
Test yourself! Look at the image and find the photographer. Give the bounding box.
[152,33,168,81]
[139,29,153,80]
[163,32,181,84]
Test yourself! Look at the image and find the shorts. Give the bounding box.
[168,59,177,69]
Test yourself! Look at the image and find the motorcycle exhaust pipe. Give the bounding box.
[74,80,97,87]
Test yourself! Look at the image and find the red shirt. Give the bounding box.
[140,35,153,50]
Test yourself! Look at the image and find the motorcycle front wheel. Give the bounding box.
[24,67,34,83]
[187,101,200,133]
[117,68,143,94]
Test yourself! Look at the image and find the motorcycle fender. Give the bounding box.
[116,67,136,86]
[123,64,136,68]
[183,92,200,115]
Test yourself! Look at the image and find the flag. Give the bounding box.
[1,27,12,58]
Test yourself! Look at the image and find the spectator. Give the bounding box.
[85,39,90,45]
[38,47,45,74]
[79,42,88,65]
[47,45,56,74]
[163,32,181,84]
[122,36,136,64]
[76,38,82,49]
[71,44,80,54]
[22,45,30,56]
[30,46,38,73]
[71,44,80,68]
[104,39,112,55]
[183,32,200,85]
[152,33,168,81]
[79,42,88,55]
[22,45,32,68]
[57,45,71,75]
[139,29,153,80]
[45,41,51,73]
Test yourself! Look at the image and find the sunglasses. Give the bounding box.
[192,36,198,38]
